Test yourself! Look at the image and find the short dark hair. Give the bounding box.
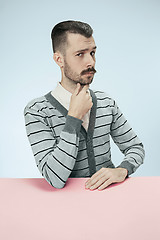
[51,20,93,54]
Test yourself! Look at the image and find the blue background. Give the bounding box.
[1,0,160,177]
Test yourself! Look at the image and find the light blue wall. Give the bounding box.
[1,0,160,177]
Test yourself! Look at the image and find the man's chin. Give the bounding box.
[79,76,94,85]
[79,83,90,86]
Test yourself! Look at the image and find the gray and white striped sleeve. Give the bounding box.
[24,106,82,188]
[110,100,145,175]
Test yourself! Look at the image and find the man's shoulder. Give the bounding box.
[91,89,115,105]
[24,93,51,113]
[92,90,111,98]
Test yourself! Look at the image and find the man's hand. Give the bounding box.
[85,167,128,191]
[68,83,93,120]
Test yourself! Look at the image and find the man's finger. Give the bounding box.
[81,84,89,93]
[85,168,105,185]
[89,176,108,190]
[73,83,82,96]
[85,171,106,188]
[98,178,113,190]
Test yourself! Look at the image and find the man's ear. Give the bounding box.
[53,52,64,68]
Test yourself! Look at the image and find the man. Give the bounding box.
[24,20,145,190]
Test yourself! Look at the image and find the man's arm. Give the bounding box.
[24,84,93,189]
[24,106,82,189]
[110,100,145,175]
[85,98,145,190]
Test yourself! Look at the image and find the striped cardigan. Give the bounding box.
[24,89,145,188]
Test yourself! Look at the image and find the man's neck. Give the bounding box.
[60,78,77,94]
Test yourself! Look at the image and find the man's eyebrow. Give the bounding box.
[74,46,97,53]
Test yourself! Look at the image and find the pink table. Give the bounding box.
[0,177,160,240]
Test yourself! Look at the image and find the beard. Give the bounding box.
[63,59,96,85]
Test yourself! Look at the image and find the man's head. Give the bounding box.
[51,20,93,54]
[51,20,96,86]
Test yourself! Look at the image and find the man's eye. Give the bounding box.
[90,51,95,56]
[76,53,83,57]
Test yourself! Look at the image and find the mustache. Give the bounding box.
[81,67,97,75]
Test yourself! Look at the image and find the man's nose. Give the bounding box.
[86,54,95,68]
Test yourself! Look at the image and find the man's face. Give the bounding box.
[63,33,97,85]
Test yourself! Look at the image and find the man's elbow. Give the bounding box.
[46,178,66,189]
[51,182,66,189]
[42,167,69,189]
